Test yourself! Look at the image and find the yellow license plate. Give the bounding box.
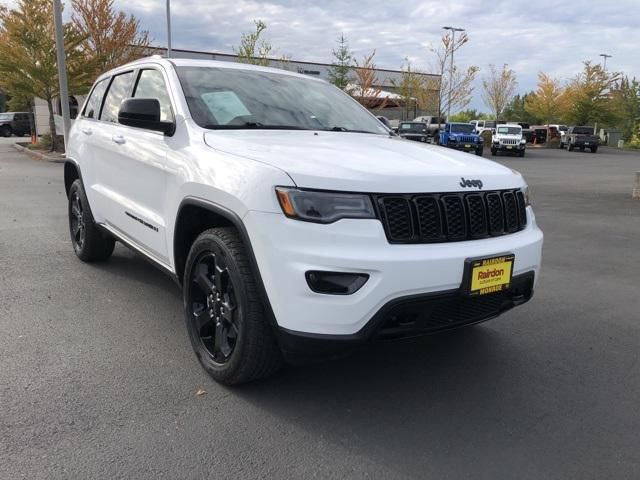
[506,145,513,149]
[464,254,515,296]
[465,144,471,148]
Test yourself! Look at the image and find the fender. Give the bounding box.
[175,196,280,329]
[63,158,83,197]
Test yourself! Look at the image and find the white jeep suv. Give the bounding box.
[65,57,543,384]
[491,124,527,157]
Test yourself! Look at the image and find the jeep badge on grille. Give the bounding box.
[460,178,483,189]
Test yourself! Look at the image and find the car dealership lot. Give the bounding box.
[1,143,639,479]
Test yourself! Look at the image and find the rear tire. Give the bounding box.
[68,179,115,262]
[183,227,282,385]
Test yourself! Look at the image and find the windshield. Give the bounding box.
[176,66,388,134]
[400,123,427,133]
[573,127,594,135]
[497,126,521,135]
[0,113,12,121]
[485,121,497,128]
[450,124,474,134]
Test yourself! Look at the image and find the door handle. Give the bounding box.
[111,135,126,145]
[81,127,92,135]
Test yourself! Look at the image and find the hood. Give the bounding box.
[204,130,524,193]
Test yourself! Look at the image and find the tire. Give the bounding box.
[68,179,115,262]
[519,150,525,157]
[1,125,11,137]
[568,143,574,152]
[491,148,497,156]
[579,146,584,151]
[183,227,282,385]
[475,147,483,156]
[559,142,565,149]
[591,146,598,153]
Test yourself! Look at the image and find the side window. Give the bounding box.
[82,78,109,119]
[100,71,135,123]
[133,69,173,122]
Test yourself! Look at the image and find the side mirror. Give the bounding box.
[118,98,175,135]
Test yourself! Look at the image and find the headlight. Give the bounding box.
[520,138,526,144]
[276,188,375,223]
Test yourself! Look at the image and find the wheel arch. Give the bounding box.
[64,159,82,198]
[173,197,278,327]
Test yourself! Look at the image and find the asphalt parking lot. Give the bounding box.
[1,138,639,479]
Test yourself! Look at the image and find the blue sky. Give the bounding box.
[3,0,639,111]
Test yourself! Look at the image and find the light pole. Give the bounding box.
[166,0,172,58]
[600,53,612,70]
[53,0,71,149]
[442,26,465,121]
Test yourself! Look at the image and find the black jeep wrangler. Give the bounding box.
[0,112,32,137]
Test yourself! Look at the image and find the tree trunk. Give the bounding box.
[45,97,57,152]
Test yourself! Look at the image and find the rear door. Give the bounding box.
[91,67,173,262]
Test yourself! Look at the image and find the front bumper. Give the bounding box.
[277,271,534,360]
[243,208,543,338]
[494,143,526,152]
[447,142,483,152]
[400,135,429,143]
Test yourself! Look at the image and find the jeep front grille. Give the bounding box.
[458,135,476,143]
[501,138,519,145]
[376,189,527,244]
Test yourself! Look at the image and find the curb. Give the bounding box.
[12,143,65,163]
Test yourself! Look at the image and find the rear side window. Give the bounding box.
[82,79,109,119]
[133,69,173,122]
[100,71,135,123]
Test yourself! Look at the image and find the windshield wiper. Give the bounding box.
[326,126,380,134]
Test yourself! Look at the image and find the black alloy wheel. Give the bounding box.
[67,179,114,262]
[69,191,87,252]
[183,228,282,385]
[188,251,239,364]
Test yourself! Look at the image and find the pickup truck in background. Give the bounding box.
[439,122,484,155]
[563,126,598,153]
[413,115,446,141]
[397,121,429,142]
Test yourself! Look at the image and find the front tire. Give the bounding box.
[591,146,598,153]
[68,179,115,262]
[1,125,11,137]
[568,143,574,152]
[491,148,497,156]
[475,147,483,156]
[183,227,282,385]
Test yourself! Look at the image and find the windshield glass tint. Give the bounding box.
[574,127,593,134]
[400,123,426,133]
[450,124,474,133]
[176,66,388,134]
[497,126,521,135]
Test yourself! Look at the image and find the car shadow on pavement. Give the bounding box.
[234,323,538,475]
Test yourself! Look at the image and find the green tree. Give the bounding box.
[72,0,150,78]
[0,0,88,150]
[564,61,620,126]
[234,20,273,66]
[609,76,640,141]
[449,109,488,123]
[327,33,353,90]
